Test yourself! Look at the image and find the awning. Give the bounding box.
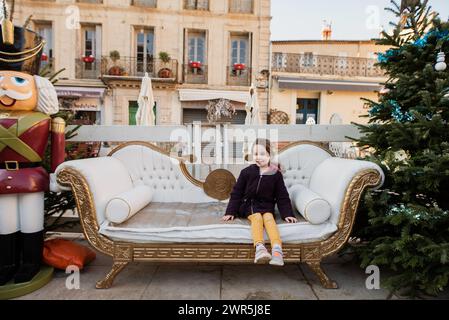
[277,77,382,92]
[179,89,249,103]
[56,87,106,98]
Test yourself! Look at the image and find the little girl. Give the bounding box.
[222,138,298,266]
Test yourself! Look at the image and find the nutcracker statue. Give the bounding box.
[0,20,65,285]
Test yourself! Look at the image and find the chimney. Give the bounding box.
[322,20,332,41]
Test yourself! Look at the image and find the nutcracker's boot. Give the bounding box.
[14,231,44,284]
[0,232,20,286]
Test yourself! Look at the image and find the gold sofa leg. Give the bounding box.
[96,261,129,289]
[306,261,338,289]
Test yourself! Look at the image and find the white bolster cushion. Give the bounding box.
[290,184,332,225]
[105,185,153,224]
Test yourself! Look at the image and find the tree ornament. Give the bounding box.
[380,87,391,95]
[435,51,447,71]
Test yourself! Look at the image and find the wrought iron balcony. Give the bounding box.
[75,58,102,79]
[183,63,208,84]
[226,65,251,86]
[39,57,55,76]
[100,56,178,80]
[272,53,384,78]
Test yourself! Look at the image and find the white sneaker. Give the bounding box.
[269,246,284,266]
[254,244,271,264]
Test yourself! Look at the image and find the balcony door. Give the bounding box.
[188,32,206,64]
[81,25,101,71]
[35,22,53,70]
[135,28,155,75]
[230,36,248,66]
[296,98,319,124]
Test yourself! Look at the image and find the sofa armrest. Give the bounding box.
[55,157,134,225]
[309,158,384,226]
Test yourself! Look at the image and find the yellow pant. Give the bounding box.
[248,212,282,248]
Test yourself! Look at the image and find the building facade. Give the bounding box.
[270,39,390,125]
[13,0,271,125]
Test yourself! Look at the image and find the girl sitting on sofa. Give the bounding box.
[222,138,298,266]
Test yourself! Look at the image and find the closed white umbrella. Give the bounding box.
[136,72,155,126]
[245,83,261,125]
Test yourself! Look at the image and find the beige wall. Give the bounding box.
[271,85,375,125]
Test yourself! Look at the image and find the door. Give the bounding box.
[129,101,139,125]
[296,99,319,124]
[136,29,154,75]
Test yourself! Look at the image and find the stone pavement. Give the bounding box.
[14,235,448,300]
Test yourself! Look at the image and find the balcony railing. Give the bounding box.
[75,58,102,79]
[39,57,55,75]
[184,64,208,84]
[227,66,251,86]
[272,53,384,77]
[184,0,209,10]
[101,56,178,80]
[229,0,253,14]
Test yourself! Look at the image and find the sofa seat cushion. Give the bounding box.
[99,202,338,244]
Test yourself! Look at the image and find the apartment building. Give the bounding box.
[12,0,271,125]
[271,35,390,125]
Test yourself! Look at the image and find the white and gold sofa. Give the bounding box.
[55,141,384,289]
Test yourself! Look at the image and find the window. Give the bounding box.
[302,52,315,67]
[77,0,103,4]
[79,25,101,75]
[337,52,348,68]
[132,0,157,7]
[296,99,319,124]
[273,53,286,69]
[84,29,96,57]
[229,0,253,14]
[184,0,209,10]
[230,36,249,65]
[135,28,154,74]
[35,22,53,60]
[188,32,206,63]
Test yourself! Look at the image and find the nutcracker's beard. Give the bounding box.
[0,89,33,107]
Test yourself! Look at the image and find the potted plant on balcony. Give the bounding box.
[233,63,246,71]
[189,60,202,69]
[157,51,173,78]
[82,55,95,64]
[108,50,125,76]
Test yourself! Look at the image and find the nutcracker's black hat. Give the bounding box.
[0,23,44,75]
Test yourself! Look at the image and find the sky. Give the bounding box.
[271,0,449,40]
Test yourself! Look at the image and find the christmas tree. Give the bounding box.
[353,0,449,296]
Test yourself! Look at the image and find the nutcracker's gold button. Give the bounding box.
[7,176,13,180]
[6,186,12,190]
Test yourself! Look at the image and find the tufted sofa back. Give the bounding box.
[277,143,332,193]
[110,144,216,203]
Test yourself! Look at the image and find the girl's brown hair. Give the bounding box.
[252,138,282,171]
[252,138,272,155]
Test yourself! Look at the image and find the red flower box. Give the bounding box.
[82,55,95,63]
[233,63,246,71]
[189,61,202,69]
